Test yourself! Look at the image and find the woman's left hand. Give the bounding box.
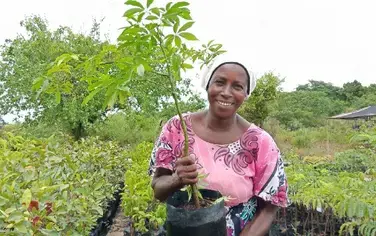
[239,201,278,236]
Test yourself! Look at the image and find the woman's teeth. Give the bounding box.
[218,101,232,106]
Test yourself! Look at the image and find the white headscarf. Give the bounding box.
[200,53,257,99]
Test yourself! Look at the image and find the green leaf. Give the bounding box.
[180,12,192,20]
[20,189,32,206]
[165,34,174,46]
[94,205,104,216]
[150,7,160,15]
[5,207,17,214]
[137,12,145,22]
[137,64,145,76]
[180,32,198,41]
[32,76,45,90]
[14,222,28,233]
[166,2,173,10]
[174,36,182,47]
[182,63,193,69]
[40,229,60,236]
[103,89,118,109]
[171,2,189,9]
[8,212,23,223]
[71,54,79,61]
[124,0,144,9]
[82,87,103,106]
[55,91,61,104]
[146,15,158,20]
[123,8,143,18]
[173,20,179,33]
[179,21,194,32]
[147,0,154,8]
[59,184,70,191]
[0,195,9,206]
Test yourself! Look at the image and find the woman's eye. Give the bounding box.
[215,81,224,85]
[234,85,243,90]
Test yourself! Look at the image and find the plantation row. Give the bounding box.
[284,149,376,235]
[1,129,375,235]
[0,132,126,235]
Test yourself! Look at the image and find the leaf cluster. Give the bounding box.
[0,132,126,235]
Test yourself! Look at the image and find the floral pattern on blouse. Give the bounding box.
[148,113,290,236]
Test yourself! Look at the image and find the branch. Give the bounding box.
[156,28,200,209]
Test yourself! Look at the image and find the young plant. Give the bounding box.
[118,0,226,209]
[33,0,225,209]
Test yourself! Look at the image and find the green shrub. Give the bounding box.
[0,132,126,235]
[121,142,166,233]
[89,112,161,147]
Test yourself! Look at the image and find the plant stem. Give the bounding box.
[157,33,200,209]
[170,88,200,209]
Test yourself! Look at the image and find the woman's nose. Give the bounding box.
[220,85,232,98]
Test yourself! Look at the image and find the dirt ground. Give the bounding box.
[107,207,128,236]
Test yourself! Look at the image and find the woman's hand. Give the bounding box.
[173,154,199,187]
[151,154,198,202]
[239,201,278,236]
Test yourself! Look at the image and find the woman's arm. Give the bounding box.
[240,202,278,236]
[151,168,182,202]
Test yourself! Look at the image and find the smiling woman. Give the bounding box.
[149,53,290,236]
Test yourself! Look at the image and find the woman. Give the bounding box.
[148,54,290,236]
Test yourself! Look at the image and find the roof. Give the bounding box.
[329,105,376,120]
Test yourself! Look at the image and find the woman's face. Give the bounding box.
[207,63,248,119]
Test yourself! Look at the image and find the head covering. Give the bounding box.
[200,53,257,99]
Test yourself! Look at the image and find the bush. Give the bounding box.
[0,132,126,235]
[121,142,166,233]
[89,112,161,147]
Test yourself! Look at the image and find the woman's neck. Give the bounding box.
[203,109,238,132]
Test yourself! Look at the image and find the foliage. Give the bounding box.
[0,16,108,139]
[0,132,126,235]
[35,0,225,208]
[238,72,281,127]
[121,142,166,233]
[296,80,345,100]
[274,80,376,130]
[33,1,224,111]
[284,132,376,236]
[271,90,347,129]
[89,112,161,147]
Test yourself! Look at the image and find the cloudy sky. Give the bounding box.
[1,0,375,121]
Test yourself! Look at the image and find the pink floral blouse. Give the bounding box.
[148,113,290,236]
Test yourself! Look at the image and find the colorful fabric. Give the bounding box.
[148,113,290,236]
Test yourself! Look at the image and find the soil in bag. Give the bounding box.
[165,189,227,236]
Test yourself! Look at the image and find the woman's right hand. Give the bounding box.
[173,154,199,187]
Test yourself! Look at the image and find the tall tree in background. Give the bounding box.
[0,16,107,138]
[296,80,345,100]
[238,72,281,127]
[342,80,365,101]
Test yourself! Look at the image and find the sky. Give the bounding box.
[1,0,376,121]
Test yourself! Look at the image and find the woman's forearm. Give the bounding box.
[240,203,278,236]
[151,172,182,202]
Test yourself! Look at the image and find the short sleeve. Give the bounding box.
[253,132,290,208]
[148,116,184,177]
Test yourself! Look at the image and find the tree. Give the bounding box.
[34,0,225,208]
[238,72,281,127]
[271,90,346,129]
[0,16,108,139]
[296,80,345,100]
[343,80,364,101]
